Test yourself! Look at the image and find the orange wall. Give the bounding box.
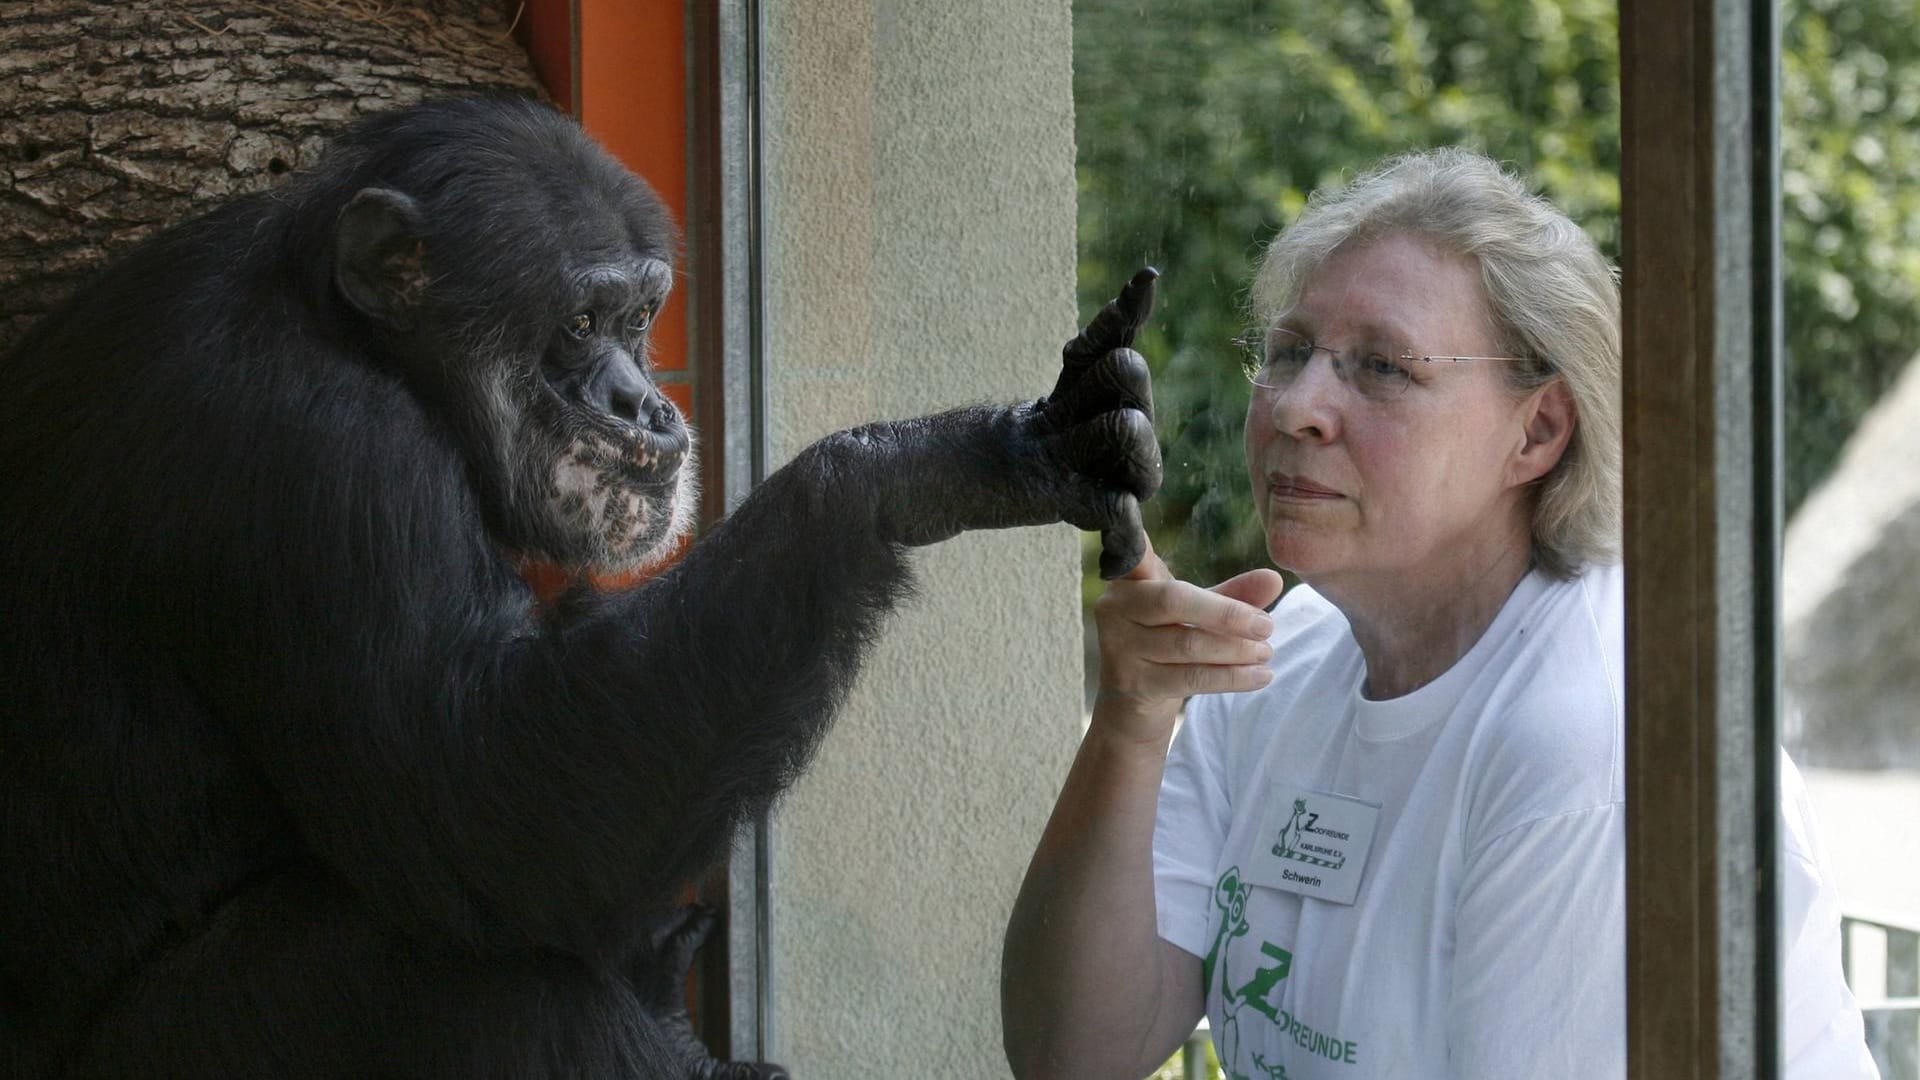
[580,0,689,376]
[515,0,576,113]
[516,0,688,377]
[514,0,696,600]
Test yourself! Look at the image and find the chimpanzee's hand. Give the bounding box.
[814,267,1163,571]
[1036,267,1163,579]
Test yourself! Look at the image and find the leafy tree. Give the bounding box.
[1074,0,1914,596]
[1780,0,1920,512]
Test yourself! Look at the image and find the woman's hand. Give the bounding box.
[1090,538,1285,746]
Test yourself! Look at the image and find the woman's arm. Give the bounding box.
[1001,546,1280,1079]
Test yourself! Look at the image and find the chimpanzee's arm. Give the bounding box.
[239,272,1160,965]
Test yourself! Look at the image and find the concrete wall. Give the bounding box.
[760,1,1081,1073]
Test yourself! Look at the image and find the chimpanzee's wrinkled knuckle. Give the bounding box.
[1064,412,1126,483]
[1094,348,1154,420]
[1111,407,1163,500]
[1053,484,1112,534]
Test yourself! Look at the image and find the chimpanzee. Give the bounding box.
[0,96,1160,1078]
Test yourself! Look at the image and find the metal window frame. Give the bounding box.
[687,0,773,1063]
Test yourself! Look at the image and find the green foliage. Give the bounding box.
[1074,0,1915,590]
[1781,0,1920,510]
[1073,0,1619,588]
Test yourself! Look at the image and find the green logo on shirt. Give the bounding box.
[1203,866,1361,1077]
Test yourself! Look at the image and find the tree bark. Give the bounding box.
[0,0,545,353]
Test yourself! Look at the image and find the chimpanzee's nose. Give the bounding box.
[610,382,677,435]
[603,361,655,428]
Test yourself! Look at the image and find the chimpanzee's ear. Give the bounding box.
[334,188,428,331]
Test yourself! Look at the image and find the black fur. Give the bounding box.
[0,97,1159,1078]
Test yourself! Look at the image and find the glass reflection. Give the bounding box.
[1782,0,1920,1075]
[1048,3,1635,1077]
[1072,0,1619,599]
[1054,1,1899,1077]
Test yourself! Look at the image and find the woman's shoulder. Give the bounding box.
[1500,561,1625,716]
[1458,562,1628,828]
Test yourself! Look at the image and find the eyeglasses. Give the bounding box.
[1234,326,1531,401]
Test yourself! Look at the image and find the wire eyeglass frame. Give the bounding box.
[1234,325,1532,401]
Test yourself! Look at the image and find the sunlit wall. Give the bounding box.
[760,1,1082,1074]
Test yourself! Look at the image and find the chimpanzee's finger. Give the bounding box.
[1057,266,1159,383]
[1098,494,1148,580]
[1046,347,1153,427]
[1066,407,1162,503]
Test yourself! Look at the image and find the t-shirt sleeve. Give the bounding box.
[1778,753,1879,1078]
[1447,802,1626,1080]
[1153,694,1235,959]
[1779,848,1880,1078]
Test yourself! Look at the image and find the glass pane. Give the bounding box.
[1074,0,1621,616]
[1071,2,1626,1076]
[1781,1,1920,1075]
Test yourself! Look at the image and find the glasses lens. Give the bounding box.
[1245,328,1313,388]
[1350,353,1415,399]
[1234,336,1265,384]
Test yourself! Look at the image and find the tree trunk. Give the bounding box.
[0,0,545,354]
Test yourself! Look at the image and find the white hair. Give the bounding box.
[1250,148,1621,578]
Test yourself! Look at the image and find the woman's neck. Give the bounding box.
[1319,532,1535,700]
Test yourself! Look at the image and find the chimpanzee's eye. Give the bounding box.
[566,312,594,340]
[628,306,654,335]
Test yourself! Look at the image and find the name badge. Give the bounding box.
[1244,783,1381,906]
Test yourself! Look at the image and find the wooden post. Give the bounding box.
[1619,0,1780,1075]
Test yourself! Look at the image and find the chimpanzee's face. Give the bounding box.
[492,174,695,574]
[523,244,694,573]
[331,114,696,574]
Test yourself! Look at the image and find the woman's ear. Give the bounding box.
[1511,378,1576,487]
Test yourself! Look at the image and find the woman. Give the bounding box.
[1001,149,1875,1079]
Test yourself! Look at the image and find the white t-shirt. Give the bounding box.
[1153,563,1877,1079]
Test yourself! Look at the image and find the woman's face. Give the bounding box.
[1244,232,1543,596]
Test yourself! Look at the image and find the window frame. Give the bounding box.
[688,0,775,1064]
[1619,0,1783,1075]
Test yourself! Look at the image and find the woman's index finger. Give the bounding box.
[1136,578,1274,640]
